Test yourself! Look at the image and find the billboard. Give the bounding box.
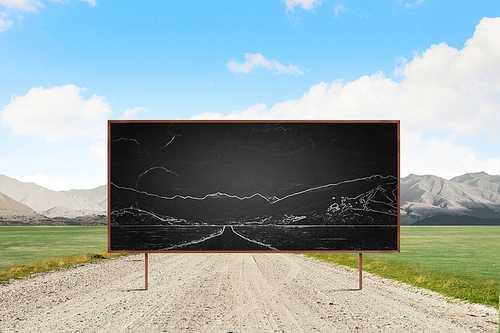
[108,121,399,253]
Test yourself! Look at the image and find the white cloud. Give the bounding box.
[119,107,148,120]
[14,172,71,191]
[0,84,112,142]
[285,0,322,11]
[228,53,304,75]
[79,0,94,6]
[88,141,106,162]
[0,0,95,32]
[192,103,271,120]
[403,0,425,8]
[0,0,38,10]
[196,17,500,178]
[0,12,12,31]
[334,4,346,17]
[0,0,94,9]
[51,0,95,6]
[403,137,500,179]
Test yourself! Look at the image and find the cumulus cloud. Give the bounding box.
[334,4,346,17]
[285,0,322,11]
[88,141,106,162]
[0,84,112,142]
[119,107,148,120]
[197,17,500,178]
[0,0,95,31]
[403,0,425,8]
[403,137,500,179]
[0,12,12,31]
[14,173,70,191]
[51,0,95,6]
[0,0,38,10]
[0,0,94,9]
[228,53,304,75]
[79,0,94,6]
[192,103,271,120]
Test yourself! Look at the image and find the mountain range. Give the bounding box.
[400,172,500,224]
[0,175,106,218]
[1,172,500,225]
[110,175,398,226]
[0,191,36,216]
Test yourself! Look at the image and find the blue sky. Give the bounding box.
[0,0,499,191]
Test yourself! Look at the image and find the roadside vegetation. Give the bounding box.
[305,226,500,307]
[0,251,126,283]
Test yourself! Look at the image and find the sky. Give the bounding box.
[0,0,499,191]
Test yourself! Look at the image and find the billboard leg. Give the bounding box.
[145,253,148,290]
[359,253,362,290]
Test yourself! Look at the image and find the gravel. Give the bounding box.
[0,253,498,332]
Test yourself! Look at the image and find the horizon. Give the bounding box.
[2,170,499,193]
[1,1,499,191]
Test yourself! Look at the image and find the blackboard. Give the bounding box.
[108,121,399,253]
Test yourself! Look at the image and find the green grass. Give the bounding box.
[305,226,500,307]
[1,225,499,307]
[0,226,125,283]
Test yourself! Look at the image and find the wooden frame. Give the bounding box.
[108,120,400,254]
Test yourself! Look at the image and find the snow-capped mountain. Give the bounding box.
[400,172,500,224]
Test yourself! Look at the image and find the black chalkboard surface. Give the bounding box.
[108,121,399,253]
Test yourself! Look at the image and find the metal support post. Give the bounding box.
[145,253,149,290]
[359,253,362,290]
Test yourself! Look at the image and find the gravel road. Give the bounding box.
[0,253,498,332]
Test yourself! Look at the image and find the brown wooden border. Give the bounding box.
[108,120,400,254]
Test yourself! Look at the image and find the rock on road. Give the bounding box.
[0,253,498,332]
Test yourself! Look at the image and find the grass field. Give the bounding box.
[0,226,124,282]
[1,225,499,307]
[0,226,110,270]
[306,226,500,307]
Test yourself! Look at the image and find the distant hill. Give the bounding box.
[40,206,106,219]
[400,172,500,225]
[0,214,106,226]
[3,171,500,225]
[450,172,500,194]
[412,215,500,226]
[59,185,107,211]
[0,192,36,215]
[0,175,106,218]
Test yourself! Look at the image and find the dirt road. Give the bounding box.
[0,253,498,332]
